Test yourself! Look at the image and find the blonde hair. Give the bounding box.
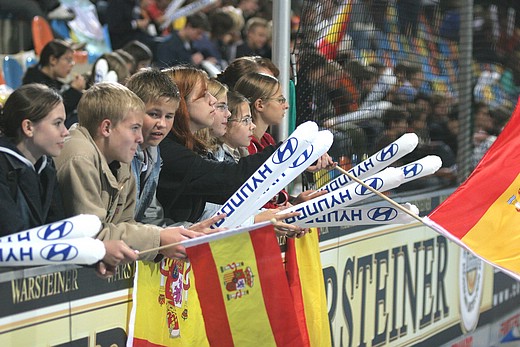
[245,17,269,34]
[77,82,145,137]
[222,6,244,33]
[207,78,228,101]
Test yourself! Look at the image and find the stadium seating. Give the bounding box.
[32,16,54,56]
[2,56,24,89]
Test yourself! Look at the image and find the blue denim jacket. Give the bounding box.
[131,145,162,222]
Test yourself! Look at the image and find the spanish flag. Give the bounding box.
[285,229,331,346]
[424,98,520,280]
[316,1,352,60]
[186,224,308,346]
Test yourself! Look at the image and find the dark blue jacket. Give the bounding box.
[155,31,194,68]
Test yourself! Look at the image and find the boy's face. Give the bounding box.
[186,26,206,42]
[141,97,179,149]
[105,110,144,163]
[248,26,268,49]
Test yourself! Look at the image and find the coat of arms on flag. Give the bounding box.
[220,261,254,299]
[185,224,308,347]
[128,258,210,347]
[157,259,191,338]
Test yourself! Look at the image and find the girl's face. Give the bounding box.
[210,94,231,138]
[50,50,74,79]
[187,80,217,132]
[224,102,256,148]
[258,85,288,126]
[27,102,69,160]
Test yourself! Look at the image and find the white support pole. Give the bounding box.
[271,0,291,142]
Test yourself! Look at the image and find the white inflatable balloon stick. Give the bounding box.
[301,203,419,227]
[280,167,405,226]
[260,130,333,204]
[0,214,102,243]
[300,155,442,228]
[0,237,106,266]
[397,155,442,182]
[212,121,319,228]
[320,133,419,193]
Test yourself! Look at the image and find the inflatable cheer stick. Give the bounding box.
[397,155,443,183]
[0,214,102,243]
[280,167,405,226]
[212,121,319,228]
[302,203,419,227]
[250,130,334,218]
[320,133,418,193]
[0,237,105,266]
[303,155,442,226]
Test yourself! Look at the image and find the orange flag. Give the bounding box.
[424,97,520,280]
[186,224,308,347]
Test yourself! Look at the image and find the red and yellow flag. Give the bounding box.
[316,1,352,60]
[186,224,308,347]
[285,229,331,347]
[424,98,520,279]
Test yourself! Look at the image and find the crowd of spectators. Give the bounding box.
[1,0,520,194]
[295,0,520,192]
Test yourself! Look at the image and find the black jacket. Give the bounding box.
[22,66,83,127]
[0,137,64,236]
[157,134,277,223]
[106,0,157,51]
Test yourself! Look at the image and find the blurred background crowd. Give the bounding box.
[0,0,519,194]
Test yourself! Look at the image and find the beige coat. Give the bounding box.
[55,125,161,261]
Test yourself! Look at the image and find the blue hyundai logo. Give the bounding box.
[355,177,384,195]
[37,221,73,241]
[376,143,398,162]
[291,145,314,168]
[40,243,78,262]
[367,207,398,221]
[272,138,299,164]
[402,163,423,179]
